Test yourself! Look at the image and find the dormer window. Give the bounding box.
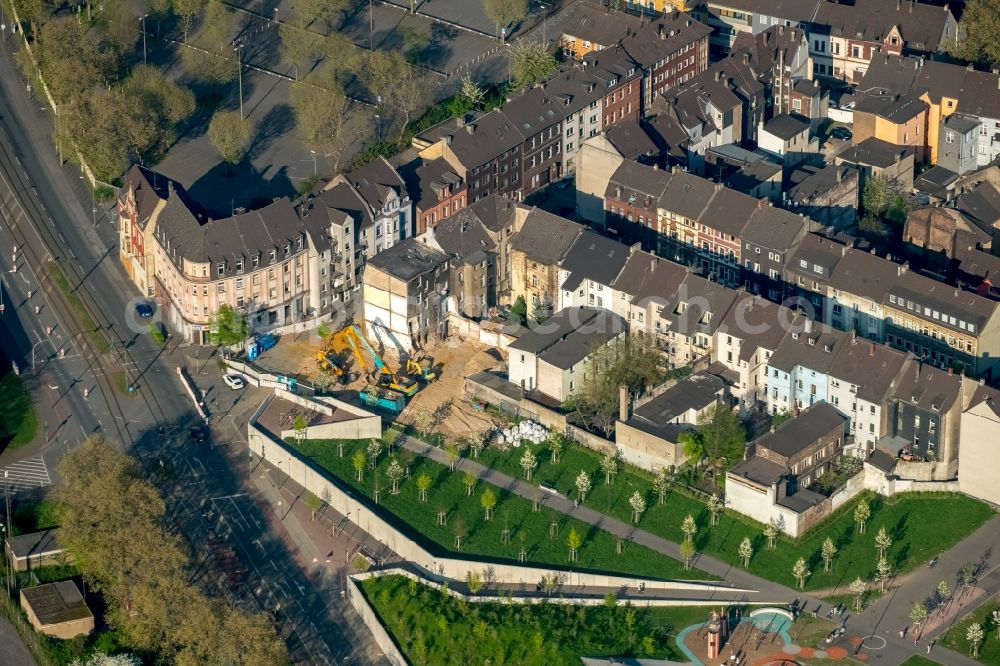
[252,254,260,269]
[296,237,304,251]
[217,262,225,277]
[269,249,277,263]
[284,243,291,257]
[236,259,244,274]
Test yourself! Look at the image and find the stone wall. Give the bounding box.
[248,409,748,595]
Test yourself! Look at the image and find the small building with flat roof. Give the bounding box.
[20,581,94,640]
[6,528,68,572]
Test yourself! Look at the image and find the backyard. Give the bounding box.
[465,437,995,592]
[289,437,707,580]
[360,573,726,665]
[941,593,1000,664]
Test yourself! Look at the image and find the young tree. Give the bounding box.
[695,403,746,469]
[707,494,723,526]
[948,0,1000,69]
[628,491,646,524]
[279,23,325,81]
[854,499,871,534]
[909,601,928,634]
[301,491,322,522]
[463,471,477,497]
[208,110,251,167]
[453,516,466,549]
[445,441,460,471]
[764,518,780,549]
[520,447,538,480]
[289,71,367,173]
[679,540,695,571]
[821,537,838,573]
[293,0,348,31]
[862,173,895,218]
[653,468,671,505]
[483,0,527,43]
[792,558,810,590]
[292,413,308,445]
[386,457,404,494]
[938,580,952,606]
[874,526,893,559]
[208,304,247,348]
[367,438,383,469]
[547,432,565,464]
[351,450,366,482]
[992,608,1000,639]
[875,556,893,592]
[459,74,486,110]
[566,527,582,562]
[575,470,592,503]
[681,514,697,544]
[570,333,664,436]
[480,487,497,521]
[738,537,753,568]
[362,50,428,141]
[600,453,618,485]
[465,569,484,595]
[850,577,867,612]
[416,473,431,502]
[968,622,985,658]
[173,0,206,41]
[961,562,978,589]
[469,430,487,459]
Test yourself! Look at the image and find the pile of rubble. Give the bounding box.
[493,420,548,447]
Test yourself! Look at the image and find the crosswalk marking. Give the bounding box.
[0,455,51,493]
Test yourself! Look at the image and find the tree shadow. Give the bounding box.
[186,161,294,217]
[889,513,908,542]
[893,541,911,569]
[247,102,296,161]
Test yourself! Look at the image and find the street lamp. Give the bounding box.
[139,14,148,65]
[233,41,245,119]
[309,150,317,174]
[539,4,547,46]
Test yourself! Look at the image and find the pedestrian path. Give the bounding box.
[0,454,51,493]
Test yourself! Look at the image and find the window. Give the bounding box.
[851,45,861,58]
[235,278,244,290]
[946,130,954,144]
[792,98,801,111]
[217,262,225,276]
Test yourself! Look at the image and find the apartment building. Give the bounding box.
[152,197,312,344]
[766,317,850,414]
[508,209,583,317]
[556,230,631,312]
[811,0,956,83]
[691,0,821,52]
[117,165,175,299]
[740,205,809,301]
[362,238,450,354]
[713,293,792,409]
[656,273,739,366]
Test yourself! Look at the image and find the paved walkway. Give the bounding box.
[395,434,1000,666]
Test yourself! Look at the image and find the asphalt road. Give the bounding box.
[0,36,380,665]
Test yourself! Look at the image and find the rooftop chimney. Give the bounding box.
[619,385,632,421]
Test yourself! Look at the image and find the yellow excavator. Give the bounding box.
[326,325,419,397]
[405,356,439,382]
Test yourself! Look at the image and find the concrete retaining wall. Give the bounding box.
[248,412,751,594]
[344,572,408,666]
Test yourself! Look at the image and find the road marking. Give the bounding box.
[0,455,51,493]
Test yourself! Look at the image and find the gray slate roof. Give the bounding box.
[763,113,810,140]
[753,402,846,459]
[829,337,910,404]
[768,319,848,374]
[509,209,583,265]
[625,373,724,441]
[508,307,626,370]
[560,230,631,292]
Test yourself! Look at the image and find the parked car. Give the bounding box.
[135,302,154,318]
[841,101,856,110]
[223,374,245,390]
[830,127,853,141]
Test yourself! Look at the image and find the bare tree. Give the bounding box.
[482,0,527,43]
[738,537,752,568]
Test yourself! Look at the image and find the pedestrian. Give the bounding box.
[573,499,578,509]
[899,629,905,639]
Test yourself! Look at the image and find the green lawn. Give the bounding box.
[941,593,1000,664]
[360,573,722,665]
[290,438,708,581]
[900,657,944,666]
[469,439,995,591]
[0,370,37,450]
